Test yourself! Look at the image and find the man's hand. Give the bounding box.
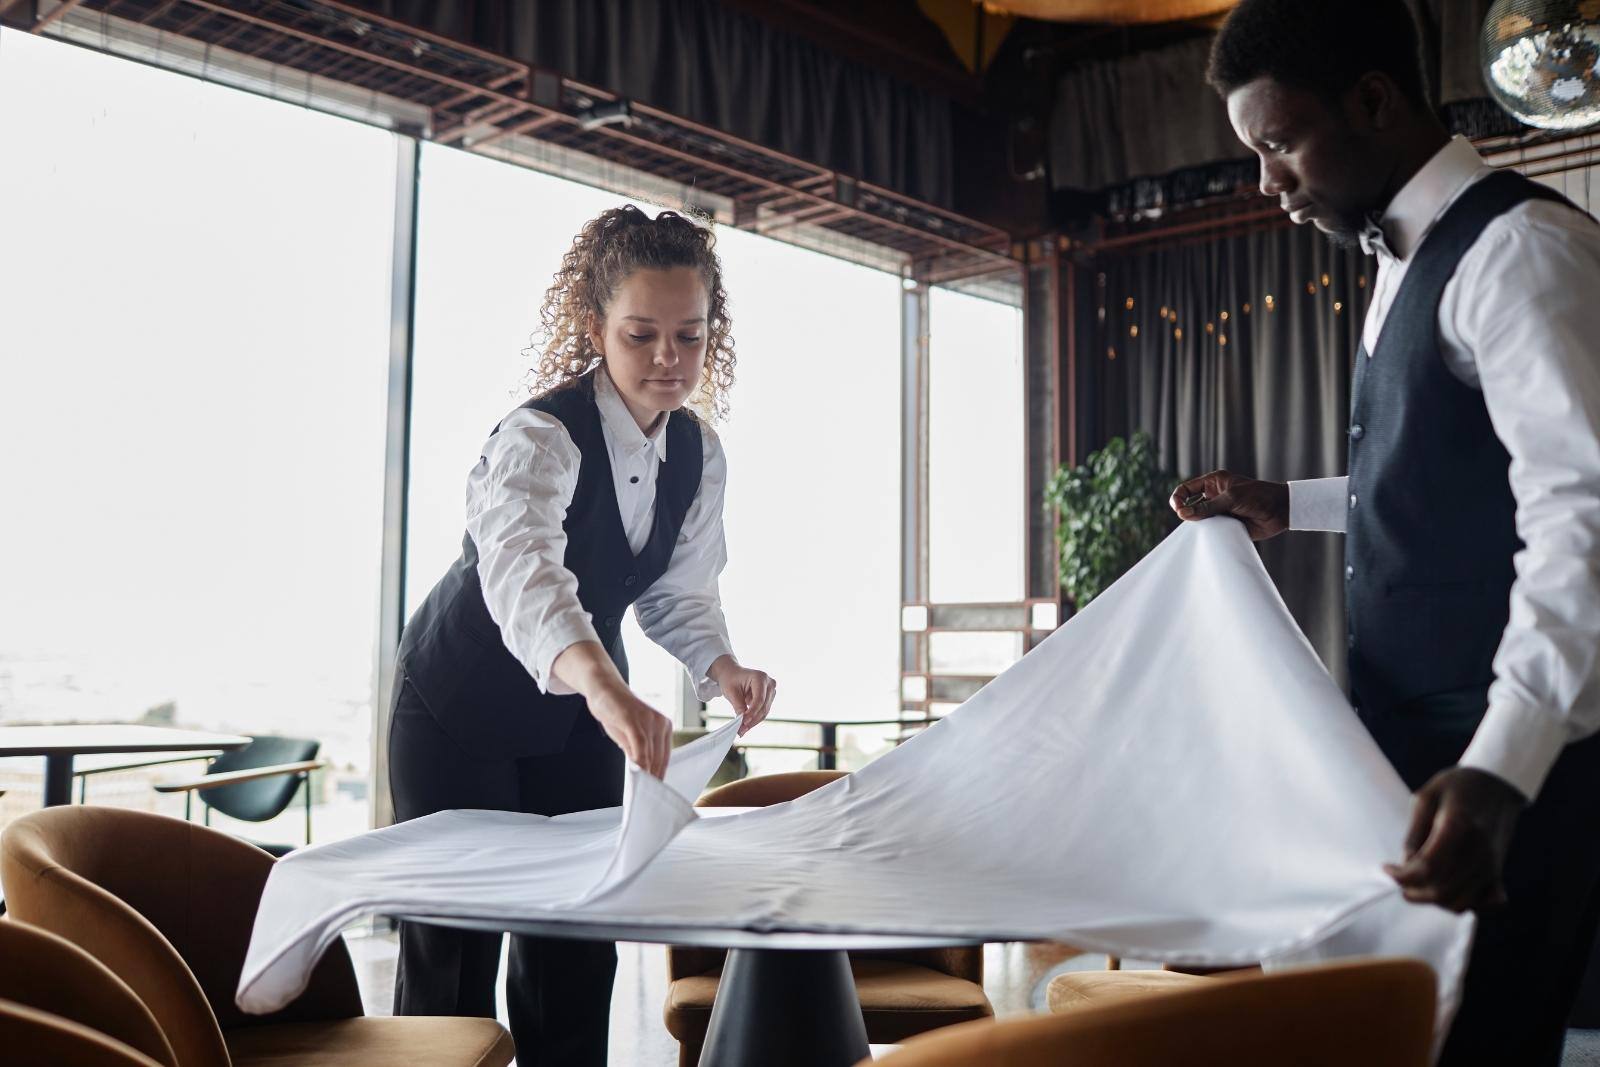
[708,655,777,736]
[586,681,674,778]
[1168,469,1290,542]
[1383,767,1527,914]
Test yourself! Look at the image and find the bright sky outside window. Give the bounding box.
[0,30,394,827]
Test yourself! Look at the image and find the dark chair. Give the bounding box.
[154,736,324,857]
[75,751,222,804]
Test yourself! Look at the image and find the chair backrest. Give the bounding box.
[0,917,177,1066]
[203,736,320,823]
[671,771,849,980]
[1,806,363,1067]
[875,958,1437,1067]
[673,771,981,985]
[0,997,167,1067]
[696,769,846,808]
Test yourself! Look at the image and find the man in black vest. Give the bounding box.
[1168,1,1600,1061]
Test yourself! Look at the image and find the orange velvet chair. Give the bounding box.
[663,770,993,1067]
[0,916,177,1066]
[867,957,1436,1067]
[1,805,514,1067]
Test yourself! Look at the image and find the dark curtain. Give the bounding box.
[360,0,955,207]
[1082,224,1374,680]
[1050,37,1243,197]
[1049,0,1514,213]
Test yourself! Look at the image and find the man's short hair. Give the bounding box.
[1206,0,1429,107]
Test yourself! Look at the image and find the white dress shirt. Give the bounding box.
[1288,135,1600,800]
[463,368,733,701]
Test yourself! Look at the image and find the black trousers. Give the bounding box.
[388,674,624,1067]
[1360,687,1600,1067]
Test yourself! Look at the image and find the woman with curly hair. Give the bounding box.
[389,204,776,1064]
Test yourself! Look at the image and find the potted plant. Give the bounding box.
[1044,431,1178,607]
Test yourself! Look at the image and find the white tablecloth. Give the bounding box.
[239,519,1471,1040]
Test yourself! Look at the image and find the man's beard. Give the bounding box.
[1324,227,1363,250]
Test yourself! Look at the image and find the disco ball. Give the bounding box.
[1481,0,1600,130]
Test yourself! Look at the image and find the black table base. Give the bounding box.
[42,754,74,808]
[699,947,870,1067]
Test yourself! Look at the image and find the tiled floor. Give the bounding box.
[344,925,1600,1065]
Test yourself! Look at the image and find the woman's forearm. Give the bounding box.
[551,641,627,702]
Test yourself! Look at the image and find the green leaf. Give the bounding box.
[1046,432,1178,606]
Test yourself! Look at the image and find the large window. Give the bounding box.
[926,287,1027,690]
[0,30,395,837]
[707,229,903,748]
[928,287,1026,604]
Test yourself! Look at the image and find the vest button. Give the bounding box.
[1349,493,1358,509]
[624,574,638,588]
[604,615,619,629]
[1345,564,1354,580]
[1347,632,1356,650]
[1349,424,1364,440]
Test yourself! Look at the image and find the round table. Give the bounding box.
[396,913,981,1067]
[0,724,251,807]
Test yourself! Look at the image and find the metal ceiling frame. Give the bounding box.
[7,0,1023,294]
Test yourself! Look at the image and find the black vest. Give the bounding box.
[398,373,704,758]
[1346,170,1582,717]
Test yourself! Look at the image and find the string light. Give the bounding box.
[1265,295,1275,311]
[1242,302,1252,315]
[1107,346,1117,359]
[1219,334,1228,346]
[1219,311,1229,322]
[1334,301,1344,314]
[1174,327,1184,340]
[1125,297,1135,310]
[1320,273,1331,287]
[1357,275,1367,289]
[1129,325,1139,338]
[1305,281,1317,296]
[1205,322,1215,334]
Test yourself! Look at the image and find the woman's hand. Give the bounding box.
[586,682,674,778]
[708,655,777,735]
[553,641,673,778]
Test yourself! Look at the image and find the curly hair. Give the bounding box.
[1206,0,1428,108]
[526,205,736,421]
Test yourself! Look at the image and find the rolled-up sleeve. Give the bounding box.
[1454,208,1600,800]
[633,422,735,701]
[464,408,599,695]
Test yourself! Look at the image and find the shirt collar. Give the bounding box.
[1361,135,1488,262]
[594,366,670,463]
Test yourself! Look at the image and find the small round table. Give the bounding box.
[0,724,251,807]
[397,914,980,1067]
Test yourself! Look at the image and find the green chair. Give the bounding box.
[155,736,324,857]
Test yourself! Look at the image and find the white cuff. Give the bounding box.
[1457,698,1569,802]
[689,646,734,703]
[1288,477,1350,533]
